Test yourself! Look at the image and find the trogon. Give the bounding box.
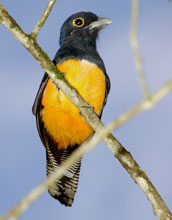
[32,11,112,206]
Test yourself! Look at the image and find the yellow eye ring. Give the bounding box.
[73,17,85,27]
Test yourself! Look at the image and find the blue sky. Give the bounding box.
[0,1,172,220]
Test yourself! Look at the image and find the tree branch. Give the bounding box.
[31,0,57,38]
[1,79,172,220]
[106,79,172,130]
[0,2,172,220]
[130,0,151,99]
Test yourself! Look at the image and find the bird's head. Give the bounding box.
[59,12,112,46]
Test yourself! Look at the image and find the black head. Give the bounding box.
[59,12,112,47]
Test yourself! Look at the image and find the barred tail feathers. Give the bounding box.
[46,146,82,206]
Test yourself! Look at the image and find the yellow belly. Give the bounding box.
[41,59,106,149]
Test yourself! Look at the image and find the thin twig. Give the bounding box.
[110,80,172,130]
[130,0,151,99]
[0,3,172,220]
[31,0,57,38]
[1,80,172,220]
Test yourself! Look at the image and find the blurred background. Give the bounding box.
[0,0,172,219]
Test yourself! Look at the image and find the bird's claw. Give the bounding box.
[79,105,94,116]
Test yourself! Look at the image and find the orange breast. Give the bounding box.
[41,59,106,149]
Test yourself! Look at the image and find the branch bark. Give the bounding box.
[0,80,172,220]
[31,0,57,38]
[0,2,172,220]
[1,79,172,220]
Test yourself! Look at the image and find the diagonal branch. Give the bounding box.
[0,3,172,220]
[130,0,151,99]
[31,0,57,38]
[106,80,172,130]
[0,79,172,220]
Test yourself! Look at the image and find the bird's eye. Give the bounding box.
[73,17,85,27]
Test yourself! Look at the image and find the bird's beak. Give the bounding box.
[88,17,112,30]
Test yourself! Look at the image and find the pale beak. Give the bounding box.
[88,17,112,30]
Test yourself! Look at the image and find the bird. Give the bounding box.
[32,11,112,206]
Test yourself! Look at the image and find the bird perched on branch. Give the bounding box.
[32,11,112,206]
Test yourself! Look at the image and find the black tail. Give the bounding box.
[46,145,82,206]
